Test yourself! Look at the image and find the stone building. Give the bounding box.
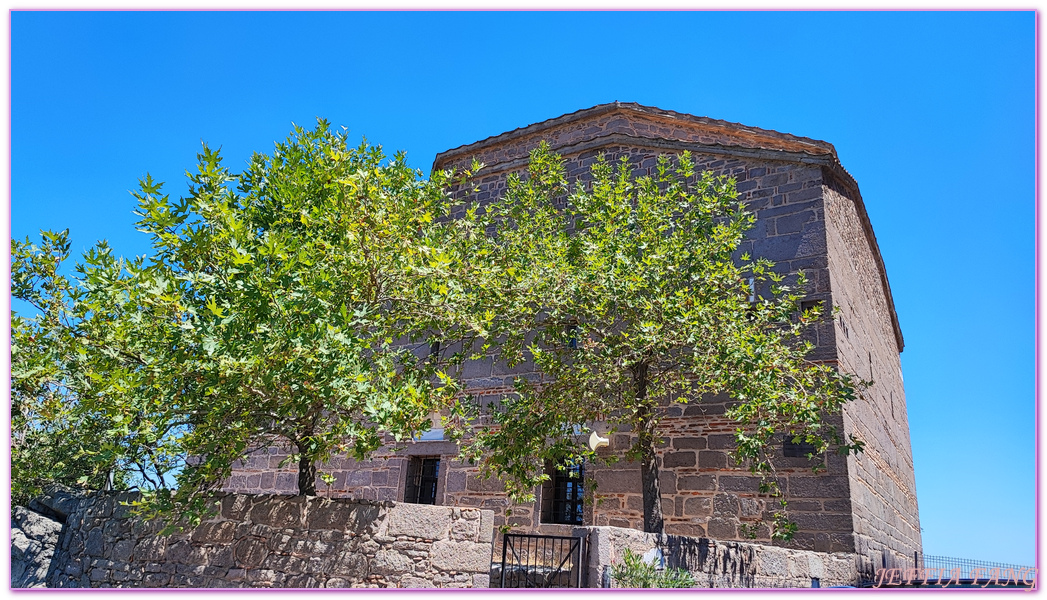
[224,103,920,577]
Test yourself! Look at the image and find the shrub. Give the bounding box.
[610,548,695,588]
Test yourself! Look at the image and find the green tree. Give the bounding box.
[13,238,103,504]
[11,121,477,525]
[12,230,174,504]
[455,144,864,535]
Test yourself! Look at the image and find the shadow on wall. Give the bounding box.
[13,486,494,589]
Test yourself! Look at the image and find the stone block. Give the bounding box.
[348,470,372,487]
[713,493,740,517]
[400,575,436,588]
[672,437,706,450]
[684,497,712,516]
[245,568,280,584]
[386,503,452,540]
[698,451,727,469]
[29,484,87,522]
[232,538,269,568]
[324,577,351,588]
[739,497,763,518]
[466,475,506,493]
[85,528,105,557]
[662,452,695,468]
[110,539,135,563]
[478,510,494,543]
[775,212,814,235]
[226,568,246,580]
[668,522,707,537]
[371,550,415,576]
[248,495,306,528]
[89,568,110,582]
[191,520,238,544]
[787,186,823,203]
[430,540,492,573]
[462,357,494,379]
[707,434,736,450]
[823,499,851,513]
[209,545,236,568]
[719,476,760,493]
[706,518,737,540]
[757,547,789,577]
[327,552,368,579]
[593,470,637,494]
[345,503,383,534]
[164,540,192,564]
[262,554,307,573]
[787,476,849,499]
[450,516,480,541]
[266,532,294,553]
[492,357,533,376]
[443,471,466,494]
[789,512,854,532]
[304,500,352,531]
[284,573,320,588]
[143,572,170,586]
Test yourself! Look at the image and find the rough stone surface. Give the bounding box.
[585,525,858,588]
[12,506,63,587]
[385,502,451,541]
[40,492,493,588]
[27,484,87,522]
[430,540,492,572]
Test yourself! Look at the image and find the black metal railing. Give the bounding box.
[500,533,585,588]
[918,553,1036,582]
[550,464,584,525]
[404,457,439,504]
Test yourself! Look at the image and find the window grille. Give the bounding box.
[548,462,584,525]
[405,456,440,504]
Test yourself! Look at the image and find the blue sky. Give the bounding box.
[9,11,1037,566]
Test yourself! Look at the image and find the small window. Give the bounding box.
[800,299,823,315]
[784,436,818,458]
[404,456,440,504]
[566,325,578,349]
[542,461,584,525]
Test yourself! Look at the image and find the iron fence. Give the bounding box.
[499,533,585,588]
[918,553,1035,582]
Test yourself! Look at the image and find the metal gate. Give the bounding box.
[500,533,585,588]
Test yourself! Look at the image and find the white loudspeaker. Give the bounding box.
[589,430,610,451]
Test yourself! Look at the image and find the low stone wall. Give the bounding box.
[586,525,858,588]
[45,492,494,588]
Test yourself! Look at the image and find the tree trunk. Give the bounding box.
[296,445,317,496]
[633,361,664,534]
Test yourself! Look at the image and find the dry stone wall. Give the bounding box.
[44,492,494,588]
[585,525,858,588]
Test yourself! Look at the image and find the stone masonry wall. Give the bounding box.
[45,492,494,588]
[224,104,917,569]
[584,525,858,588]
[822,175,922,575]
[226,145,854,553]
